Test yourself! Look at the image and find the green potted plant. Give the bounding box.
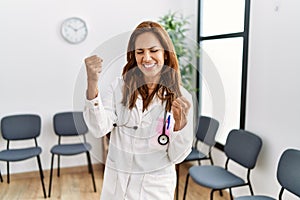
[158,11,198,91]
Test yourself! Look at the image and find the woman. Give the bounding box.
[84,21,193,200]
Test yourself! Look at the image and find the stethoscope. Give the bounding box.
[157,110,171,145]
[113,105,171,146]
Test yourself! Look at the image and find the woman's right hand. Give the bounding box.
[84,55,103,100]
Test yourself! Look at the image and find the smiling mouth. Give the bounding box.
[143,63,156,69]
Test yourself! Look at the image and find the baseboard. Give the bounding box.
[0,163,104,180]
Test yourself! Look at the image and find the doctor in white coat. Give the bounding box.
[84,21,194,200]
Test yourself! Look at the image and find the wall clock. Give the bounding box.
[61,17,88,44]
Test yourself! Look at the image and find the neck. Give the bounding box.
[144,76,159,89]
[147,83,157,90]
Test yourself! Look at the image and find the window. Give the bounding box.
[197,0,250,146]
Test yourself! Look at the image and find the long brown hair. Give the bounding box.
[122,21,182,112]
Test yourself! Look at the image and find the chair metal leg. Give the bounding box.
[210,189,215,200]
[247,170,254,195]
[249,183,254,195]
[48,154,55,197]
[209,157,214,165]
[86,153,91,173]
[219,190,223,196]
[229,188,233,200]
[57,155,60,177]
[209,152,214,165]
[86,152,97,192]
[175,164,179,200]
[197,160,201,165]
[37,155,47,198]
[278,187,284,200]
[183,173,190,200]
[0,170,3,182]
[7,161,9,183]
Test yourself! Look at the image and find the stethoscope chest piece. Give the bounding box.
[158,106,170,146]
[158,134,169,145]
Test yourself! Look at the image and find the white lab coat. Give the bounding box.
[84,77,194,200]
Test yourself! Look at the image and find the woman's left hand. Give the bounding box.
[172,96,191,131]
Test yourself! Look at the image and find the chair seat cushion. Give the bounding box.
[184,147,207,161]
[235,195,275,200]
[189,165,245,189]
[51,143,91,155]
[0,147,42,161]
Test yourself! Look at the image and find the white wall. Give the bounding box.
[0,0,196,174]
[246,0,300,198]
[212,0,300,199]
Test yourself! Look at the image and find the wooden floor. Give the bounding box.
[0,163,230,200]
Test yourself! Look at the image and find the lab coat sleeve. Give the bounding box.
[168,90,194,164]
[83,80,117,138]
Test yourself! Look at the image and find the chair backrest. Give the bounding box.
[195,116,219,146]
[224,129,262,169]
[1,114,41,140]
[277,148,300,198]
[53,111,88,136]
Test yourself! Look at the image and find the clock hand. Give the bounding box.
[67,24,76,31]
[72,26,83,32]
[76,25,86,30]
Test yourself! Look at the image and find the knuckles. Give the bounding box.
[84,55,103,66]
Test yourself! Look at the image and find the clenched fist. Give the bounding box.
[172,96,191,131]
[84,55,103,100]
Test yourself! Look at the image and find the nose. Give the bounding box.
[143,51,152,62]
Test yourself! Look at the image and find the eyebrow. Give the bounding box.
[135,46,160,51]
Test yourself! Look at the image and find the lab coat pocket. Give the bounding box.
[140,171,176,200]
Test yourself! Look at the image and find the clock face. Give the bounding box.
[61,17,88,44]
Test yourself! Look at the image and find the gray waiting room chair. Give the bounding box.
[48,111,96,197]
[0,114,47,198]
[175,116,219,200]
[183,129,263,200]
[235,148,300,200]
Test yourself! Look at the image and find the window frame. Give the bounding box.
[196,0,251,150]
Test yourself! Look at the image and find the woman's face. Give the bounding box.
[134,32,165,83]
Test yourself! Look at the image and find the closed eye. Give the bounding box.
[136,49,159,54]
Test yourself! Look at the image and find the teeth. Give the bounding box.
[144,63,156,68]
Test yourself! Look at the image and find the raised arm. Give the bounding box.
[84,55,102,100]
